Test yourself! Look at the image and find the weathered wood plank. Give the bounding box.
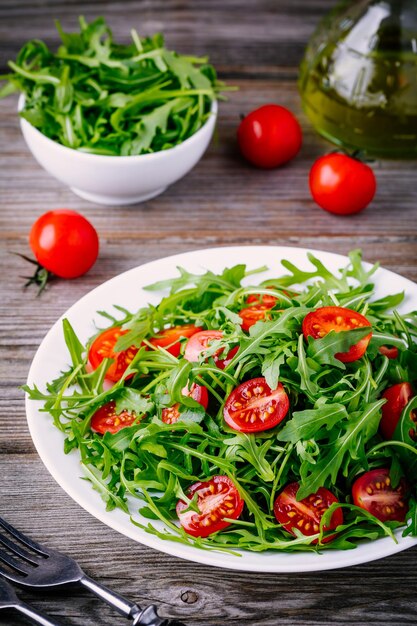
[0,1,417,625]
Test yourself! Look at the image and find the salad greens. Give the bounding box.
[25,250,417,554]
[0,17,227,155]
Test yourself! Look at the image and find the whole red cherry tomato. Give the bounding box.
[309,153,376,215]
[29,209,99,278]
[237,104,302,168]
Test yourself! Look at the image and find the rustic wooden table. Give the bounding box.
[1,1,417,625]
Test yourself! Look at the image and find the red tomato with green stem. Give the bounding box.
[352,468,408,522]
[29,209,99,279]
[91,401,140,435]
[237,104,302,169]
[309,153,376,215]
[273,483,343,543]
[223,377,289,433]
[380,382,415,439]
[302,306,372,363]
[176,476,244,537]
[162,383,209,424]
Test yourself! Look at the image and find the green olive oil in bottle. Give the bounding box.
[299,0,417,158]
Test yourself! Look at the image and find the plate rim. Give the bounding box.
[25,245,417,573]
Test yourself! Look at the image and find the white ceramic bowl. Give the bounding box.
[18,95,217,205]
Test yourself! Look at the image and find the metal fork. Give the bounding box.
[0,517,185,626]
[0,577,63,625]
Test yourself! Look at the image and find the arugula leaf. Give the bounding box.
[278,403,348,443]
[298,400,385,498]
[306,327,371,368]
[295,334,319,398]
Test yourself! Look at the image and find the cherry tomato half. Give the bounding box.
[29,209,99,278]
[309,153,376,216]
[273,483,343,543]
[379,345,399,360]
[237,104,302,169]
[352,468,408,523]
[184,330,237,369]
[302,306,372,363]
[239,304,272,332]
[176,475,244,537]
[246,287,294,307]
[247,293,279,307]
[149,324,202,357]
[216,345,239,370]
[162,383,209,424]
[380,382,415,440]
[91,401,139,435]
[89,327,138,382]
[224,377,289,433]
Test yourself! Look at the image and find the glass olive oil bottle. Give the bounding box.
[299,0,417,158]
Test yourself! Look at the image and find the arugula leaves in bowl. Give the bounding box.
[0,16,227,156]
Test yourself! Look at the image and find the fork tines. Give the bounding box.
[0,517,47,557]
[0,516,47,579]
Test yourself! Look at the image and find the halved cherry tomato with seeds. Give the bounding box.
[176,475,244,537]
[162,383,209,424]
[379,345,399,360]
[149,324,202,357]
[302,306,372,363]
[273,483,343,543]
[246,287,295,307]
[216,345,239,370]
[184,330,223,362]
[91,401,139,435]
[224,377,289,433]
[239,304,272,331]
[352,468,408,522]
[184,330,237,368]
[89,327,138,382]
[380,382,415,440]
[247,292,278,308]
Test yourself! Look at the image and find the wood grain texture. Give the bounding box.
[1,1,417,625]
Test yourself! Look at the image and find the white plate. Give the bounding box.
[26,246,417,572]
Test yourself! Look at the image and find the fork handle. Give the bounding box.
[80,575,184,625]
[80,574,138,617]
[13,601,63,626]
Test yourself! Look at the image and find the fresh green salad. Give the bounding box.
[26,250,417,554]
[0,17,226,156]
